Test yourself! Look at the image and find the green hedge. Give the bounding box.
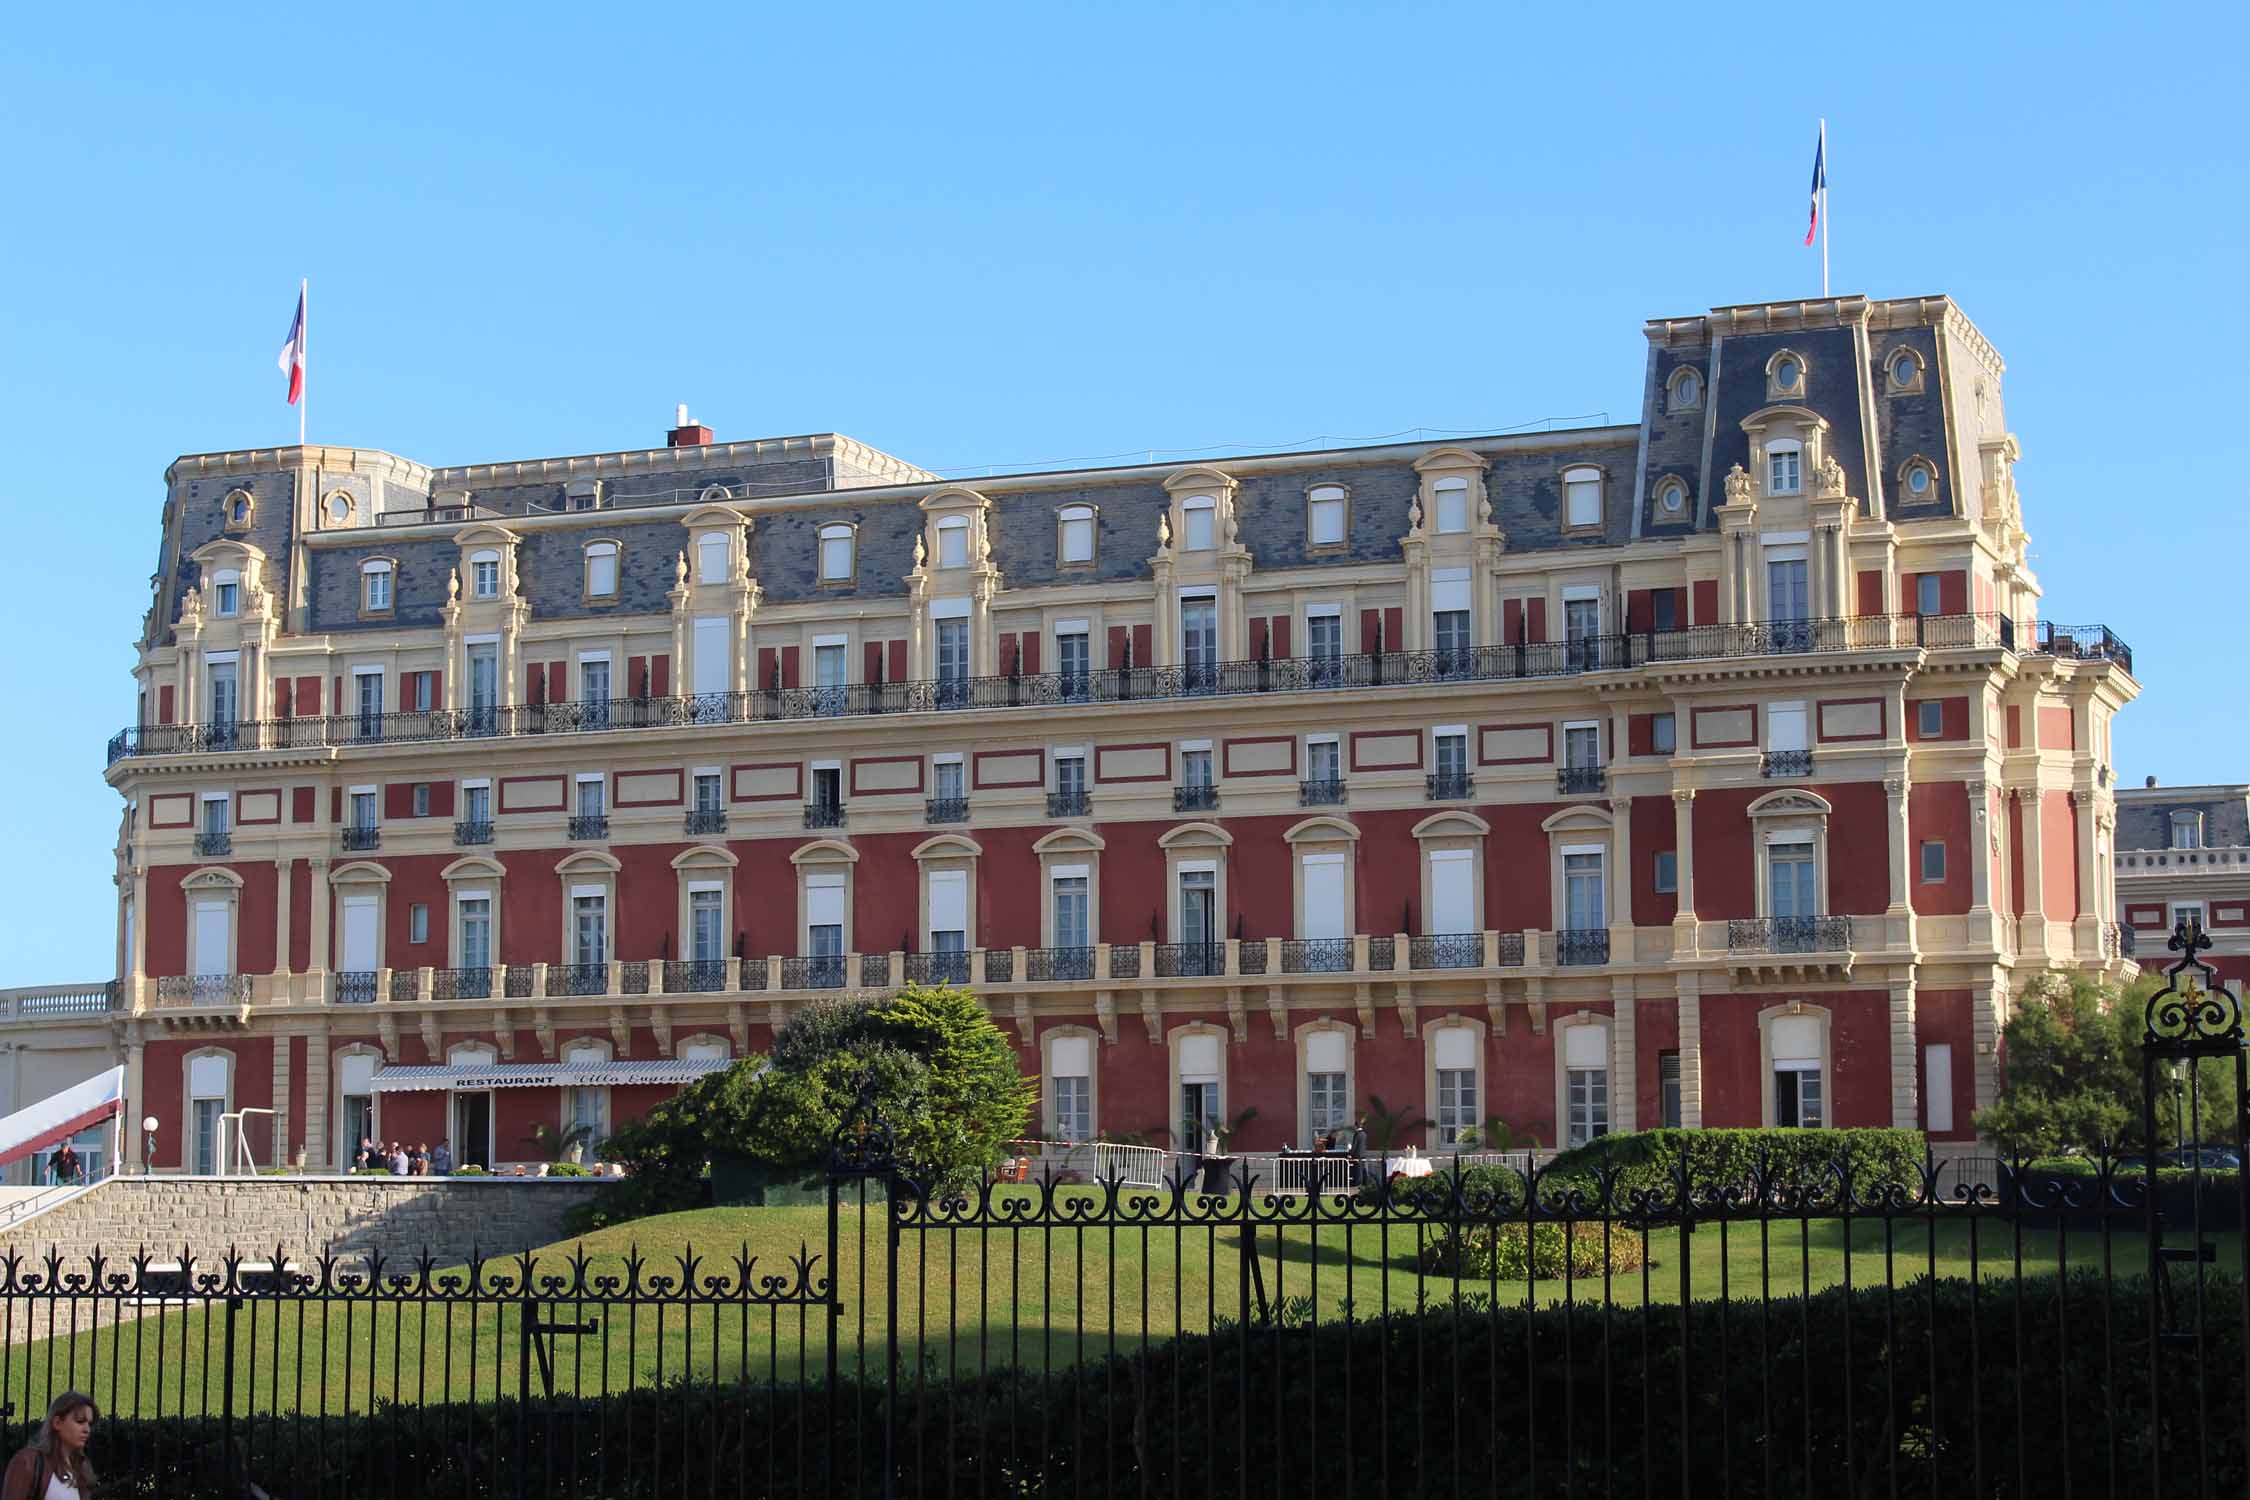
[76,1272,2241,1497]
[1541,1127,1926,1203]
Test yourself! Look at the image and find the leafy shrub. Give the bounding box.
[544,1162,590,1178]
[1539,1127,1926,1207]
[350,1167,394,1177]
[1418,1219,1647,1278]
[448,1165,489,1177]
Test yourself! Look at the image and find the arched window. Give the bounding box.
[360,559,394,615]
[583,541,619,599]
[1898,456,1937,502]
[224,490,255,532]
[1667,366,1702,411]
[1653,477,1689,518]
[1887,348,1924,394]
[819,523,855,582]
[1181,495,1216,552]
[1058,505,1096,564]
[1432,477,1469,534]
[1307,485,1347,546]
[935,516,969,569]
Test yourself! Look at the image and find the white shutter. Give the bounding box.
[1430,570,1471,613]
[1301,854,1347,939]
[340,896,378,971]
[927,870,967,934]
[692,617,729,695]
[682,1040,729,1062]
[698,533,728,585]
[1051,1034,1092,1078]
[1772,1015,1821,1066]
[337,1053,376,1096]
[193,901,231,977]
[1428,851,1474,934]
[1179,1033,1220,1081]
[1306,1030,1347,1073]
[1564,1024,1608,1070]
[806,876,845,929]
[188,1055,228,1098]
[1767,702,1808,752]
[1433,1027,1476,1071]
[1925,1044,1955,1133]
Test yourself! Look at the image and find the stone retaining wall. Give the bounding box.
[0,1176,605,1273]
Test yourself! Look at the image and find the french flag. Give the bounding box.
[276,285,305,406]
[1804,126,1826,246]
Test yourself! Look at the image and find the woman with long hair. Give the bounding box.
[2,1392,97,1499]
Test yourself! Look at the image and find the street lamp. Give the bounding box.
[141,1115,158,1175]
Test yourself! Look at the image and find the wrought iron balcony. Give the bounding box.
[1026,946,1096,982]
[685,807,728,835]
[982,948,1016,984]
[1281,938,1354,974]
[1236,939,1267,975]
[1410,933,1482,970]
[1555,928,1610,966]
[1368,935,1397,970]
[431,967,492,1001]
[1557,766,1606,795]
[783,955,846,990]
[1425,771,1473,801]
[803,801,847,830]
[504,965,537,999]
[1495,931,1526,966]
[390,970,422,1003]
[155,974,252,1006]
[1154,942,1224,978]
[550,962,609,997]
[568,814,609,840]
[1299,778,1347,807]
[1046,789,1091,818]
[1107,943,1142,979]
[333,971,379,1004]
[1727,916,1852,954]
[665,958,728,993]
[1762,749,1813,778]
[925,797,968,825]
[1173,783,1219,812]
[858,954,890,988]
[905,951,971,986]
[194,830,233,857]
[453,820,494,846]
[341,824,381,851]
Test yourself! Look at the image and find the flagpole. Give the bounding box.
[299,278,308,448]
[1818,120,1829,298]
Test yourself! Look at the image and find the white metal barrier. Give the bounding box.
[217,1108,276,1176]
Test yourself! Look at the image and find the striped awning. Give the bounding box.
[369,1059,728,1093]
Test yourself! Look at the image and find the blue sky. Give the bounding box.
[1,4,2242,983]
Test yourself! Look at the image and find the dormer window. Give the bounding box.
[1182,495,1216,551]
[1654,477,1689,518]
[1887,348,1925,394]
[465,550,498,599]
[1433,477,1469,534]
[1771,353,1805,396]
[223,490,255,532]
[2172,812,2205,850]
[325,492,354,528]
[936,516,968,569]
[1767,440,1803,496]
[1058,504,1096,565]
[360,559,393,616]
[584,540,619,600]
[1307,485,1347,546]
[1899,457,1937,502]
[819,523,855,583]
[213,570,240,618]
[1561,466,1604,532]
[697,531,729,585]
[1667,366,1703,411]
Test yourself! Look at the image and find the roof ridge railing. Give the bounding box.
[105,610,2128,765]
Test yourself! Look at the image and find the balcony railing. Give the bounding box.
[1026,946,1096,982]
[782,955,846,990]
[1299,779,1347,807]
[803,801,847,830]
[389,970,421,1003]
[1108,944,1143,979]
[1761,749,1813,778]
[620,960,651,996]
[431,966,492,1001]
[107,611,2134,767]
[332,971,379,1004]
[1495,931,1526,966]
[685,807,728,835]
[1236,939,1267,975]
[665,958,727,993]
[155,974,252,1006]
[1426,771,1473,801]
[546,962,606,997]
[4,983,118,1018]
[905,951,970,986]
[1046,789,1091,818]
[1555,928,1610,966]
[1410,933,1482,970]
[568,814,609,840]
[1154,942,1224,978]
[1727,915,1853,954]
[925,797,968,825]
[194,830,232,857]
[1557,766,1606,795]
[341,824,381,851]
[859,954,891,988]
[1172,784,1219,812]
[1368,935,1396,970]
[1281,938,1353,974]
[453,820,493,846]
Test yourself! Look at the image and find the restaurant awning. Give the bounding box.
[369,1059,729,1093]
[0,1066,124,1168]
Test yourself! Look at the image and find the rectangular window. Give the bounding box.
[1179,866,1217,951]
[192,1097,223,1176]
[577,777,605,818]
[1052,872,1089,950]
[1769,449,1801,495]
[202,796,229,837]
[690,888,724,962]
[1309,486,1346,545]
[820,528,853,581]
[572,893,608,967]
[1057,629,1090,693]
[570,1087,609,1148]
[207,661,239,730]
[1434,481,1469,534]
[412,783,430,817]
[1433,731,1468,779]
[1917,700,1944,738]
[1564,472,1602,528]
[215,581,239,616]
[933,759,964,801]
[1180,598,1217,672]
[1653,850,1678,894]
[935,618,969,689]
[1565,1025,1609,1147]
[1055,752,1087,800]
[459,897,492,970]
[463,783,491,824]
[1432,609,1471,659]
[1916,573,1941,617]
[1767,702,1809,752]
[1924,1043,1955,1134]
[1564,723,1601,768]
[1564,851,1606,930]
[1305,1028,1348,1139]
[1060,508,1096,563]
[581,658,610,707]
[1436,1069,1478,1146]
[349,789,378,830]
[1768,843,1816,917]
[1659,1051,1682,1129]
[807,874,845,956]
[1181,1080,1219,1150]
[928,868,968,954]
[586,545,618,597]
[694,771,723,812]
[1771,1015,1824,1127]
[1307,738,1341,784]
[2174,902,2208,934]
[1768,558,1810,624]
[1182,747,1213,789]
[812,765,843,809]
[363,567,392,613]
[2172,817,2203,850]
[466,644,498,721]
[937,522,967,569]
[1919,840,1948,883]
[409,672,434,712]
[409,904,429,945]
[1563,597,1600,642]
[355,670,384,736]
[1651,713,1677,754]
[1053,1076,1091,1142]
[1652,590,1679,632]
[1306,611,1342,662]
[698,533,728,585]
[1183,502,1215,552]
[1300,852,1348,940]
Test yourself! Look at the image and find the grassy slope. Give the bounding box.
[8,1189,2233,1418]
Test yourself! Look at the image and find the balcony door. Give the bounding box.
[465,645,498,734]
[1180,597,1217,688]
[1428,850,1474,936]
[340,895,378,975]
[1179,867,1217,973]
[1768,840,1817,919]
[1768,554,1810,650]
[193,900,231,979]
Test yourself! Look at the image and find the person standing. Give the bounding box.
[389,1142,408,1176]
[1348,1115,1370,1189]
[2,1391,98,1500]
[55,1145,80,1186]
[432,1139,453,1175]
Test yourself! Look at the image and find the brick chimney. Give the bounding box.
[667,404,713,448]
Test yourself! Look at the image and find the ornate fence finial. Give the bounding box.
[2143,917,2242,1048]
[827,1068,897,1176]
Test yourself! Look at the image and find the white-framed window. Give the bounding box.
[1305,735,1342,785]
[1667,366,1702,410]
[471,550,501,598]
[213,570,240,617]
[1563,847,1606,931]
[1653,850,1678,894]
[1053,747,1088,802]
[1562,1021,1609,1147]
[1180,741,1214,789]
[1651,712,1677,754]
[935,613,969,689]
[693,769,723,813]
[335,1049,378,1170]
[1562,467,1603,529]
[348,785,378,832]
[1304,1028,1350,1141]
[1432,1026,1478,1146]
[1767,701,1808,753]
[1768,833,1817,917]
[576,773,605,819]
[1308,485,1347,546]
[1771,1013,1825,1128]
[810,763,843,811]
[681,1036,730,1063]
[806,871,847,957]
[580,654,612,717]
[1059,505,1096,564]
[1917,700,1944,738]
[689,885,725,962]
[461,779,492,825]
[1767,440,1802,496]
[361,559,394,614]
[1919,840,1948,884]
[1048,1032,1093,1141]
[1305,605,1343,663]
[2172,901,2208,935]
[187,1050,232,1175]
[1433,476,1469,534]
[1182,495,1216,551]
[584,540,619,598]
[1915,573,1941,617]
[1050,865,1090,951]
[932,754,965,803]
[1176,1029,1223,1150]
[2171,812,2205,850]
[1432,727,1469,781]
[1563,721,1602,769]
[927,867,968,955]
[408,903,429,946]
[1298,849,1350,941]
[697,531,729,585]
[1180,593,1217,673]
[206,656,240,730]
[819,523,855,582]
[563,1037,612,1149]
[935,516,968,570]
[1432,570,1471,663]
[456,892,493,971]
[1055,621,1091,691]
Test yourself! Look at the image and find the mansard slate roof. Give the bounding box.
[147,294,2001,643]
[2116,786,2250,852]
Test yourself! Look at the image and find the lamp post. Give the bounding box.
[141,1114,158,1175]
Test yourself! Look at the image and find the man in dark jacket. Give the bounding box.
[1348,1116,1370,1189]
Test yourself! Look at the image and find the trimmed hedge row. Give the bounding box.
[1542,1126,1927,1200]
[74,1272,2240,1497]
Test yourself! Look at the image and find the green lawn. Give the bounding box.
[7,1191,2233,1420]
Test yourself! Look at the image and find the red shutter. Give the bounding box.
[1502,600,1523,645]
[1360,609,1382,653]
[290,787,315,824]
[426,670,443,707]
[157,685,175,724]
[384,784,413,820]
[1249,617,1269,659]
[863,642,884,683]
[2006,705,2023,748]
[1691,580,1718,626]
[296,676,321,716]
[432,782,456,818]
[333,676,343,716]
[757,648,778,691]
[1940,570,1969,616]
[651,655,670,697]
[1107,625,1128,668]
[1526,600,1547,642]
[1384,608,1403,652]
[887,640,907,682]
[273,680,292,717]
[779,646,800,689]
[547,662,567,704]
[1628,714,1654,757]
[628,656,648,697]
[998,633,1018,676]
[1270,615,1291,659]
[1132,624,1152,667]
[1668,588,1688,629]
[526,664,545,704]
[1856,570,1884,616]
[1020,632,1041,674]
[329,788,342,824]
[1946,699,1970,740]
[1625,590,1654,634]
